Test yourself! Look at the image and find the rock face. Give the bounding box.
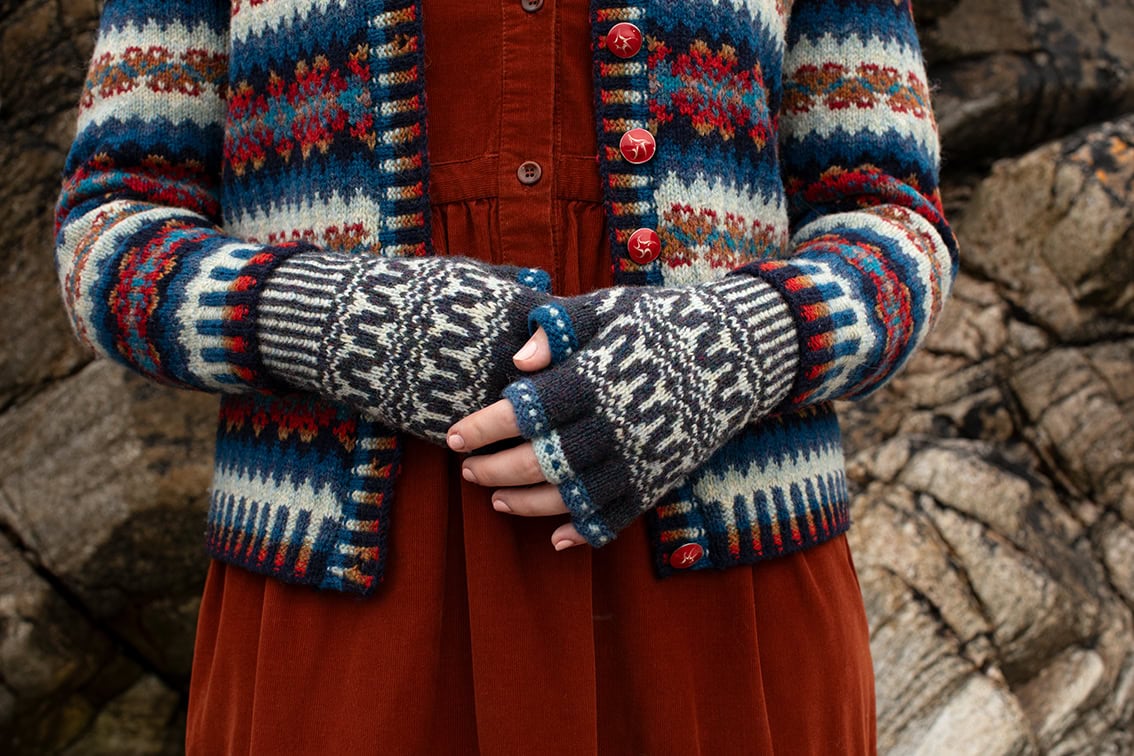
[843,115,1134,753]
[2,0,1134,753]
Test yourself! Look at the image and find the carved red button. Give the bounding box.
[619,128,656,164]
[605,22,643,59]
[669,543,704,569]
[627,227,660,265]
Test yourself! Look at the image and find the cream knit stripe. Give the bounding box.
[77,19,226,129]
[225,191,385,258]
[783,34,939,159]
[231,0,351,42]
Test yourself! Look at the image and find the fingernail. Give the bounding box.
[554,539,578,551]
[448,433,465,451]
[492,499,512,513]
[462,467,477,483]
[513,341,538,361]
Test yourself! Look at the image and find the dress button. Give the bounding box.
[605,22,643,58]
[669,543,704,569]
[626,227,660,264]
[521,0,544,12]
[619,127,656,164]
[516,160,542,186]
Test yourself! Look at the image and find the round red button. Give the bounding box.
[627,227,660,265]
[605,22,643,59]
[669,543,704,569]
[619,128,656,164]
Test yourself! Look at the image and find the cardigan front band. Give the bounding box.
[55,0,958,595]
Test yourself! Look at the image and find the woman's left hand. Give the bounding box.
[446,327,587,551]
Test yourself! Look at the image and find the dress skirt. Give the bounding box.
[185,0,876,752]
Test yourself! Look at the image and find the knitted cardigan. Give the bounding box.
[55,0,957,595]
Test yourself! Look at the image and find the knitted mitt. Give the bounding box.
[257,250,551,443]
[502,274,799,546]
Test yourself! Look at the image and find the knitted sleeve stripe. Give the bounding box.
[54,1,311,393]
[736,0,958,408]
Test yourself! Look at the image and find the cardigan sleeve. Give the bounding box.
[735,0,958,408]
[53,0,317,394]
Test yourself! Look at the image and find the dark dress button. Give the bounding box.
[517,161,543,185]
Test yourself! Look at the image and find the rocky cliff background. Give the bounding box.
[2,0,1133,752]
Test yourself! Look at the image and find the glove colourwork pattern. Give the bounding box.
[258,251,550,443]
[504,274,799,546]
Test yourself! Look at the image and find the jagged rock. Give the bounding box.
[0,360,215,684]
[918,0,1134,164]
[60,676,183,756]
[842,114,1134,753]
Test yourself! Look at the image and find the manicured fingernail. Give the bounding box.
[513,340,538,361]
[492,499,512,513]
[554,539,578,551]
[462,467,477,483]
[448,433,465,451]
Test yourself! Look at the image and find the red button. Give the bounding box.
[669,543,704,569]
[619,128,656,164]
[605,22,643,59]
[627,227,660,265]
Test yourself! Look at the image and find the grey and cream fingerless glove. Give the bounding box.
[256,250,551,443]
[502,274,799,546]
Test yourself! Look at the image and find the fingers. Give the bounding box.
[551,522,586,551]
[490,483,567,517]
[462,442,546,487]
[512,326,552,372]
[447,399,519,452]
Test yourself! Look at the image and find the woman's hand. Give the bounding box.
[446,327,587,551]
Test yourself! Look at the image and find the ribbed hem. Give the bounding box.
[648,403,850,578]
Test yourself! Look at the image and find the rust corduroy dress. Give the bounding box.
[185,1,877,752]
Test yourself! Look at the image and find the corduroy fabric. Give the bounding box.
[54,0,957,595]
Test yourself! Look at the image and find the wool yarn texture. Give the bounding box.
[510,275,798,545]
[53,0,959,594]
[259,252,551,443]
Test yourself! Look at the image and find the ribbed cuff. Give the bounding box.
[708,273,800,416]
[256,249,359,393]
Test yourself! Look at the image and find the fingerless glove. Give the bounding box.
[257,250,551,443]
[503,274,799,546]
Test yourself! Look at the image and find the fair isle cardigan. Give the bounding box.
[55,0,957,595]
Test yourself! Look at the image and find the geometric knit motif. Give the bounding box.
[54,0,958,594]
[258,252,551,443]
[505,275,799,546]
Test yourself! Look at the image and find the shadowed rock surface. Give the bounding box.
[2,0,1133,752]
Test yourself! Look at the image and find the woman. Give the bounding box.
[55,0,956,752]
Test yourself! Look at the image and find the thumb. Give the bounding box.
[512,327,552,372]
